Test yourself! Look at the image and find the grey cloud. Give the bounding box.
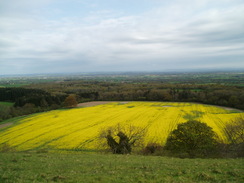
[1,0,244,75]
[0,39,15,48]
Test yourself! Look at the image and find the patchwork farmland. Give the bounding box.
[0,102,243,152]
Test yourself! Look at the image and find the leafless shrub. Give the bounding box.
[99,123,147,154]
[0,143,16,152]
[224,115,244,144]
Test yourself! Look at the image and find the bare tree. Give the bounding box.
[99,124,147,154]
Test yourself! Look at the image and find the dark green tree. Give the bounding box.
[165,120,217,158]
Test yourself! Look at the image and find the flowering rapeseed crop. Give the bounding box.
[0,102,242,151]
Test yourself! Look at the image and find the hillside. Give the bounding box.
[0,102,243,152]
[0,152,243,183]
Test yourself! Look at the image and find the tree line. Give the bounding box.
[26,80,244,110]
[0,80,243,122]
[0,88,66,121]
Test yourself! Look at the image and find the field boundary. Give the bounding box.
[77,101,244,112]
[0,122,13,129]
[77,101,130,107]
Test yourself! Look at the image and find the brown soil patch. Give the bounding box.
[77,101,130,107]
[0,122,13,129]
[206,104,243,112]
[77,101,243,112]
[77,101,116,107]
[220,107,243,112]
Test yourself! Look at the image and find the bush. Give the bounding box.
[63,94,78,108]
[142,143,163,155]
[165,120,218,158]
[220,115,244,158]
[217,143,244,158]
[224,115,244,144]
[0,143,16,152]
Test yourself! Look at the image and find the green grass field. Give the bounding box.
[0,152,243,183]
[0,84,28,88]
[0,102,243,182]
[0,102,14,107]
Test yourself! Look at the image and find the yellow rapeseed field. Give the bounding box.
[0,102,243,151]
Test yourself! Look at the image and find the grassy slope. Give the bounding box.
[0,153,243,183]
[0,102,14,115]
[0,113,36,126]
[0,102,14,107]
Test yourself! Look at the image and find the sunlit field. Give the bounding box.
[0,102,243,152]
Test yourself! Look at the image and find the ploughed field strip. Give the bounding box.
[0,123,13,129]
[0,102,243,151]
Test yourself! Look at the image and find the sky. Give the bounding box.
[0,0,244,75]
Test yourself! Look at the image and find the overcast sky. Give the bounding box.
[0,0,244,75]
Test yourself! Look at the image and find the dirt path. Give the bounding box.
[205,104,243,112]
[0,122,13,129]
[78,101,243,112]
[77,101,129,107]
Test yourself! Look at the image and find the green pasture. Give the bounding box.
[0,152,243,183]
[0,102,14,107]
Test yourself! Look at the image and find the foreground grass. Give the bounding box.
[0,153,243,183]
